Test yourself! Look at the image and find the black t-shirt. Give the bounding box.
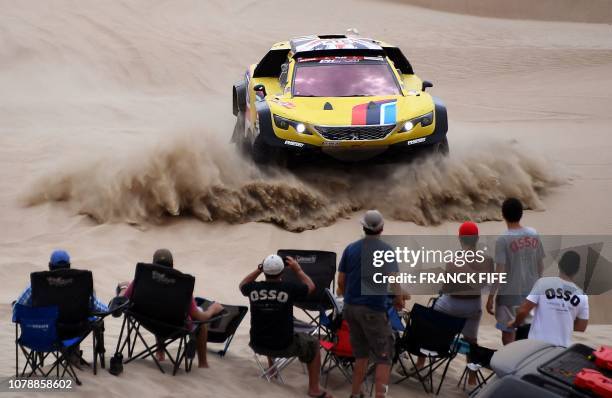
[240,280,309,350]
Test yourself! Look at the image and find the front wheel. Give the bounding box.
[251,136,288,166]
[231,111,250,155]
[411,137,449,161]
[435,137,449,156]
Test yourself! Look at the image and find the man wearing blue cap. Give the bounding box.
[13,250,108,314]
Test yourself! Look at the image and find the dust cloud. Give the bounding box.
[23,131,565,232]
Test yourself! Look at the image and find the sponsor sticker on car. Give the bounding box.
[297,56,384,64]
[284,140,304,147]
[406,137,426,146]
[270,98,295,108]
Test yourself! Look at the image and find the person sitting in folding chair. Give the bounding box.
[13,250,108,367]
[118,249,224,368]
[415,221,493,387]
[239,254,333,398]
[14,250,108,315]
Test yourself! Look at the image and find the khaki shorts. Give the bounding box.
[495,305,516,333]
[343,304,394,364]
[251,332,318,364]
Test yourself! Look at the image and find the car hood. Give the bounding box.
[267,94,433,126]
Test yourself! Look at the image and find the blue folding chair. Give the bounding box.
[388,306,405,333]
[13,304,83,385]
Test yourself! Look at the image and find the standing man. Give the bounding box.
[509,250,589,347]
[338,210,406,398]
[487,198,545,345]
[240,255,332,398]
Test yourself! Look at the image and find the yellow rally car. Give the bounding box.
[232,35,448,163]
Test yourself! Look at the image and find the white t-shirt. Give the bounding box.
[526,276,589,347]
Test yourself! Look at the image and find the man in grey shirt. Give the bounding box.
[487,198,545,345]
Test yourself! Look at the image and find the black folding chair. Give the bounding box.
[252,318,318,384]
[196,297,248,357]
[277,250,336,333]
[30,269,109,379]
[394,303,466,395]
[458,343,496,394]
[114,263,223,375]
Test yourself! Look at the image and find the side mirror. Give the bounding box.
[422,81,433,92]
[254,84,267,98]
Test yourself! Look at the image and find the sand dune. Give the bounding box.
[1,0,611,397]
[391,0,612,23]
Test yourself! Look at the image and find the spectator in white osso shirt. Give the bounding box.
[509,250,589,347]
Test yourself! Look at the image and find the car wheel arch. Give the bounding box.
[232,80,247,116]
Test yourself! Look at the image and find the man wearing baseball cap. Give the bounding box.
[414,221,493,386]
[239,255,332,398]
[118,249,224,368]
[337,210,405,398]
[13,249,108,317]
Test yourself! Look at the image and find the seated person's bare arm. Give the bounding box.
[191,301,224,322]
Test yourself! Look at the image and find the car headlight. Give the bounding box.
[401,112,434,132]
[273,115,311,135]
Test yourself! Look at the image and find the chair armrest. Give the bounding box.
[192,309,229,326]
[93,297,131,318]
[124,309,229,334]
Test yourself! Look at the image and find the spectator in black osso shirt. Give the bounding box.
[239,254,333,398]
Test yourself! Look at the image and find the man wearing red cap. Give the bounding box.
[414,221,493,386]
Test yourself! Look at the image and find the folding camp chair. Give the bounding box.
[277,250,336,333]
[196,297,248,357]
[114,263,223,375]
[394,303,466,395]
[13,304,84,384]
[29,268,109,377]
[320,289,354,386]
[458,343,496,394]
[252,319,318,383]
[320,321,353,385]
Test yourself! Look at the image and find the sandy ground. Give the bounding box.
[1,0,611,397]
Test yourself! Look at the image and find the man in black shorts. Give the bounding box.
[240,254,332,398]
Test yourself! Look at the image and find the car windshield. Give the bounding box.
[292,62,401,97]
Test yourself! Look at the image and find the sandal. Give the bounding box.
[309,392,332,398]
